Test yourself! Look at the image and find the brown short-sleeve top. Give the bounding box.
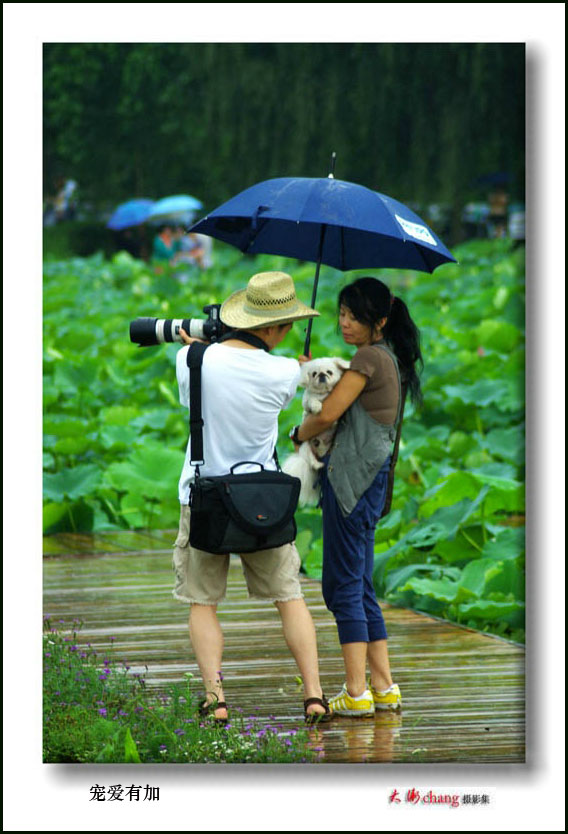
[349,343,400,424]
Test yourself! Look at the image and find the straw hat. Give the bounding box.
[220,271,320,330]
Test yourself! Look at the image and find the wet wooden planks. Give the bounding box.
[43,531,525,763]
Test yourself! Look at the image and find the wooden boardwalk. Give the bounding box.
[43,530,525,763]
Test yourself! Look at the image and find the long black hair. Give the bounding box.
[338,276,423,405]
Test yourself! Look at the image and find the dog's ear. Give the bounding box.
[299,360,313,387]
[334,357,351,372]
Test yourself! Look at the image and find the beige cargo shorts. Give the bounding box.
[172,503,304,605]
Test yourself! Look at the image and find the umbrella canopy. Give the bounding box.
[191,175,456,352]
[190,177,456,273]
[148,194,203,224]
[107,198,155,230]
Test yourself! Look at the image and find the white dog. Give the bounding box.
[282,357,350,506]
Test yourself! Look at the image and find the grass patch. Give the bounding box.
[43,619,318,764]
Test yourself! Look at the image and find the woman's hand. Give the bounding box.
[298,352,312,365]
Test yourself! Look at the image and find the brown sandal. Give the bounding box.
[198,699,229,724]
[304,694,332,724]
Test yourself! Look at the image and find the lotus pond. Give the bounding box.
[43,239,525,642]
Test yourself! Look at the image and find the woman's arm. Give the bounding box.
[297,369,367,442]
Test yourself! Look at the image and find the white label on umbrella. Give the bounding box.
[395,214,437,246]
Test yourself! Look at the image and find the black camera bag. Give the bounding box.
[186,339,300,554]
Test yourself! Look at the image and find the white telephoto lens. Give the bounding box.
[188,319,205,339]
[170,319,185,342]
[155,319,166,344]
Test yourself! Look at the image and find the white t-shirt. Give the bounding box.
[176,343,300,503]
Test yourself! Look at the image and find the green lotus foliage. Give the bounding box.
[43,239,525,641]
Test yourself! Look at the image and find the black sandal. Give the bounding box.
[198,699,229,724]
[304,694,332,724]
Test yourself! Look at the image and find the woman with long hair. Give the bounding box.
[290,276,423,717]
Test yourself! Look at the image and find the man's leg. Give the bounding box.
[188,603,228,719]
[274,598,327,717]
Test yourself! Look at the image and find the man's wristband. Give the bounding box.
[289,425,301,444]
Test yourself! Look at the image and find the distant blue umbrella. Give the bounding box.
[190,163,456,352]
[148,194,203,223]
[107,199,155,230]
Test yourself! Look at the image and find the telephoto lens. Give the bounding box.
[129,306,226,347]
[129,318,199,346]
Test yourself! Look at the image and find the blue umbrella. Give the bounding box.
[107,199,155,230]
[190,164,456,352]
[148,194,203,223]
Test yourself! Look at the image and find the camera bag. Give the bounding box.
[186,338,301,554]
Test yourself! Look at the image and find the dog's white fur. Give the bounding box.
[282,357,350,505]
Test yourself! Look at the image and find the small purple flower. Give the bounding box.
[174,729,185,736]
[54,691,60,696]
[109,636,116,642]
[98,674,107,681]
[159,744,167,750]
[98,708,107,716]
[118,710,128,717]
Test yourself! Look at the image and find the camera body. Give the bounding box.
[129,304,227,347]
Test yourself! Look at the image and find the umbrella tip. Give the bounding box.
[328,151,337,178]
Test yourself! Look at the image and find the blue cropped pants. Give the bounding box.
[320,457,391,645]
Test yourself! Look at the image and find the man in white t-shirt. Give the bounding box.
[172,271,331,723]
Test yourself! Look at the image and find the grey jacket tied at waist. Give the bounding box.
[327,342,402,517]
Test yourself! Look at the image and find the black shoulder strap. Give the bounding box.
[217,330,270,351]
[380,380,407,518]
[186,342,209,468]
[372,341,408,519]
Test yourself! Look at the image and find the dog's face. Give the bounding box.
[299,357,350,395]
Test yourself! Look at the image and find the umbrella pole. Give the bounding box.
[303,224,326,357]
